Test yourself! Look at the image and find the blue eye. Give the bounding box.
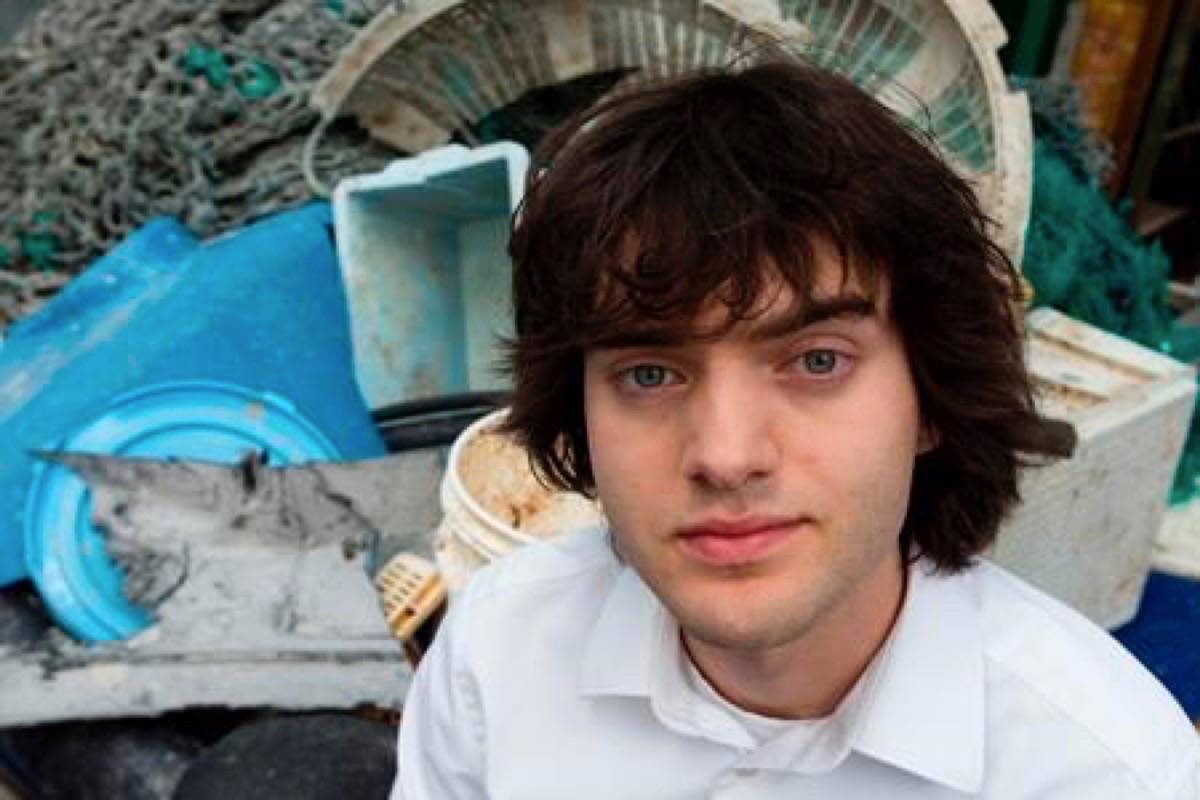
[802,350,839,374]
[629,365,669,387]
[794,349,853,378]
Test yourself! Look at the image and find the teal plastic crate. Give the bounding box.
[332,142,529,409]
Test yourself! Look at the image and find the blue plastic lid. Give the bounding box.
[24,380,342,642]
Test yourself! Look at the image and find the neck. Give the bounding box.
[683,553,907,720]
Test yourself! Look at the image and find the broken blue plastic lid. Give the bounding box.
[23,380,342,642]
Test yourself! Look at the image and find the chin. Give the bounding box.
[682,615,811,653]
[673,588,820,652]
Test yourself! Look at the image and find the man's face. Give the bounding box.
[583,255,930,653]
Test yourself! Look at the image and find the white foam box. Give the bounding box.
[988,308,1196,628]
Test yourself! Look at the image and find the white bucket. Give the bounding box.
[433,408,605,593]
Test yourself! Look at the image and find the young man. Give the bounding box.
[392,57,1200,798]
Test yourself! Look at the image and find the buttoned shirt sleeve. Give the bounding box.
[390,587,487,799]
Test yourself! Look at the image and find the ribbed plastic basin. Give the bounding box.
[23,380,342,642]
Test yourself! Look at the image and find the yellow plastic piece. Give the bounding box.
[375,553,447,642]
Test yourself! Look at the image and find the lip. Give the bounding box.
[676,516,802,566]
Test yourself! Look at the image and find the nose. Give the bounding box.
[681,366,779,492]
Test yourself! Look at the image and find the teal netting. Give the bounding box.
[1019,78,1200,504]
[1024,139,1174,348]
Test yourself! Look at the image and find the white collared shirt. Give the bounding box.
[392,527,1200,799]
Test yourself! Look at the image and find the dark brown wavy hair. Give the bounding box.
[501,55,1074,572]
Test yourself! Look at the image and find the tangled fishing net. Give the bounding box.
[1018,76,1200,503]
[1021,79,1171,350]
[0,0,396,327]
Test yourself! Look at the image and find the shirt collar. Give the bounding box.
[578,565,662,698]
[577,559,986,793]
[851,560,986,794]
[578,564,752,747]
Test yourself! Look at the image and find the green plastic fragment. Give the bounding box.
[235,61,282,100]
[205,53,231,90]
[181,44,210,76]
[326,0,372,25]
[181,46,232,90]
[18,230,59,269]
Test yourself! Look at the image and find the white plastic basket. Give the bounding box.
[313,0,1031,262]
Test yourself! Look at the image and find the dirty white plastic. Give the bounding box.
[314,0,1030,261]
[332,142,530,409]
[990,308,1197,628]
[433,408,605,593]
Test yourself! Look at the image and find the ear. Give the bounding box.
[917,422,939,455]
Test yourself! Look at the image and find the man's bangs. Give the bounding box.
[577,212,884,350]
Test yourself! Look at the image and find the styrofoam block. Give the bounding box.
[990,309,1196,628]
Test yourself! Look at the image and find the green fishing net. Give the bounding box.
[1019,78,1200,504]
[1024,139,1174,347]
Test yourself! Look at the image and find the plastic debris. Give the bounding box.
[0,204,386,587]
[0,448,444,727]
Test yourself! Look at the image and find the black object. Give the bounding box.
[4,719,205,800]
[373,391,508,452]
[0,732,40,800]
[173,714,397,800]
[0,581,51,649]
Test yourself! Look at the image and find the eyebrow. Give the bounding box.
[746,294,877,341]
[591,294,877,350]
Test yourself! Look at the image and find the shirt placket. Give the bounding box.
[708,763,772,800]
